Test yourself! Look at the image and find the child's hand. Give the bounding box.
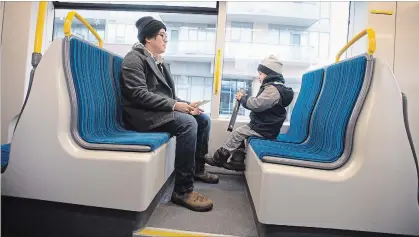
[236,92,245,101]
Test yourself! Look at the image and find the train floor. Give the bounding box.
[135,165,258,237]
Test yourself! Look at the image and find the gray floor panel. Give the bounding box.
[145,174,258,237]
[205,164,244,176]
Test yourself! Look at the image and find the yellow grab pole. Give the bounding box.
[63,11,104,48]
[33,1,48,54]
[335,28,376,62]
[213,48,222,95]
[14,1,48,137]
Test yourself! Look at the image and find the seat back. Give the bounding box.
[252,55,373,169]
[277,68,324,143]
[66,37,119,142]
[302,55,370,162]
[111,55,124,127]
[64,37,170,151]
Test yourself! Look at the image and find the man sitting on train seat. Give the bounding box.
[119,16,218,212]
[205,55,294,171]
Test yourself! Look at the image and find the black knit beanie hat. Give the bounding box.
[135,16,167,44]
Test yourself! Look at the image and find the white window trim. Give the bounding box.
[210,1,226,119]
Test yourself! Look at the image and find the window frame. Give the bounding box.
[52,1,219,15]
[229,21,253,43]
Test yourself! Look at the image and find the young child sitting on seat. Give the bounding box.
[205,55,294,171]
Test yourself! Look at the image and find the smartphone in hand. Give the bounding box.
[194,100,211,108]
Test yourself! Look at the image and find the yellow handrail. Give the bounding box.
[371,10,393,15]
[63,11,104,48]
[213,48,222,95]
[34,1,48,54]
[335,28,376,62]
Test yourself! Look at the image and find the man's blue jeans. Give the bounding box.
[151,112,211,194]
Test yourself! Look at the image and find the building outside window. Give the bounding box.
[52,1,349,122]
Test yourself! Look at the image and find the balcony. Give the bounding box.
[224,42,315,63]
[226,2,320,27]
[99,26,317,65]
[164,40,315,64]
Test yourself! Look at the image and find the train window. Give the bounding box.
[53,9,217,114]
[219,1,349,121]
[52,1,349,121]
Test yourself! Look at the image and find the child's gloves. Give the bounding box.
[236,91,245,101]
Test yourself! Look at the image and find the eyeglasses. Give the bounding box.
[157,33,168,40]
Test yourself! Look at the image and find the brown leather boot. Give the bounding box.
[194,169,219,184]
[171,191,213,212]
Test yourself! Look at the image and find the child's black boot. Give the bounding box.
[224,141,246,171]
[205,147,230,167]
[224,149,246,171]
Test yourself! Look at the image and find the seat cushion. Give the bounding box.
[67,38,169,151]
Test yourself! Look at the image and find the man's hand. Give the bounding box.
[190,101,205,113]
[190,108,201,115]
[236,91,245,101]
[189,101,201,108]
[174,102,194,113]
[190,101,204,112]
[190,105,205,115]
